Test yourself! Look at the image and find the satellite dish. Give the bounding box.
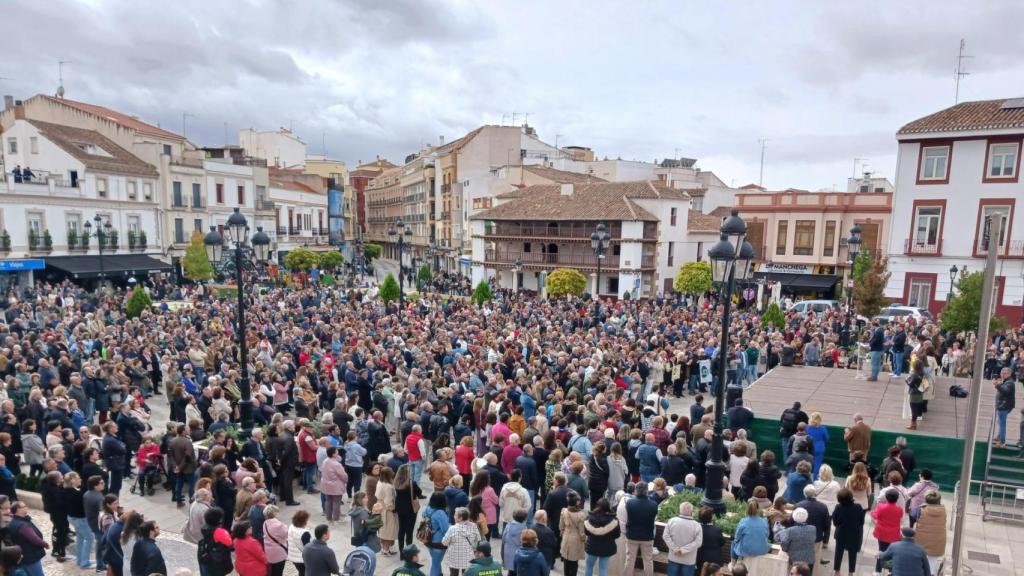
[56,84,65,99]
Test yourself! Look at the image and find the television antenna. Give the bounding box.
[57,60,71,98]
[954,38,973,104]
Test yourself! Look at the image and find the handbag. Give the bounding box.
[410,482,420,514]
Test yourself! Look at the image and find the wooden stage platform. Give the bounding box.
[740,366,1020,488]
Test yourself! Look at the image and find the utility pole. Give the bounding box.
[950,215,1000,576]
[955,38,972,104]
[57,60,71,98]
[758,138,769,187]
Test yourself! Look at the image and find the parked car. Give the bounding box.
[789,299,839,317]
[874,305,933,325]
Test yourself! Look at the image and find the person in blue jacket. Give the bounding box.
[805,413,829,479]
[513,529,550,576]
[730,501,770,562]
[421,493,450,576]
[636,433,663,483]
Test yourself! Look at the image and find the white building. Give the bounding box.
[238,128,306,169]
[267,171,330,262]
[885,98,1024,320]
[470,181,691,297]
[0,110,166,288]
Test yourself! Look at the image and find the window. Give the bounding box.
[216,183,224,204]
[143,183,152,200]
[667,242,675,267]
[30,137,38,154]
[859,185,869,192]
[192,183,202,208]
[127,216,141,235]
[127,181,137,200]
[908,278,932,308]
[27,212,43,236]
[775,220,789,256]
[523,242,531,253]
[172,182,184,207]
[919,146,950,181]
[793,220,815,255]
[976,203,1011,254]
[987,142,1018,179]
[823,221,836,257]
[237,185,245,205]
[174,218,185,244]
[696,241,704,261]
[194,219,203,232]
[670,207,677,226]
[913,206,942,252]
[66,214,81,235]
[6,138,16,154]
[162,144,172,156]
[96,178,108,198]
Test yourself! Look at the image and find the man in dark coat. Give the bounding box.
[274,421,299,505]
[542,472,571,540]
[168,424,197,507]
[532,510,558,567]
[101,421,127,496]
[367,411,391,463]
[796,484,830,552]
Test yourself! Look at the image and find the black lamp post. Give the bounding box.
[514,258,523,294]
[948,264,958,302]
[83,214,113,286]
[388,218,412,317]
[203,208,271,432]
[590,222,611,327]
[704,209,753,514]
[846,224,862,340]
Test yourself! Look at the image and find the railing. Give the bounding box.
[903,239,940,255]
[482,222,630,240]
[170,157,204,168]
[192,198,206,209]
[441,184,451,194]
[172,197,186,208]
[977,240,1024,258]
[483,249,656,269]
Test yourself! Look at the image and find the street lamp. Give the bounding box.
[846,224,862,342]
[514,258,523,293]
[388,218,413,317]
[704,209,753,514]
[949,264,959,302]
[590,222,611,328]
[83,214,113,287]
[203,208,271,432]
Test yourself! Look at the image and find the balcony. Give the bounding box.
[483,249,656,270]
[480,222,654,241]
[903,239,941,256]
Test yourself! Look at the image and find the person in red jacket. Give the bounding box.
[135,435,162,495]
[871,489,904,574]
[405,424,426,483]
[297,421,320,494]
[232,520,268,576]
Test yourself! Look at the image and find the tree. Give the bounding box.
[284,248,319,272]
[182,231,214,282]
[851,250,873,284]
[363,243,382,262]
[546,268,588,297]
[853,255,890,319]
[763,302,785,330]
[416,265,432,290]
[673,261,713,294]
[124,284,153,319]
[472,280,494,306]
[941,271,1010,334]
[318,251,344,272]
[380,273,400,304]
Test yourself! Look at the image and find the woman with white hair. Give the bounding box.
[775,507,816,570]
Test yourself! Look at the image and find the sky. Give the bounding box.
[4,0,1024,191]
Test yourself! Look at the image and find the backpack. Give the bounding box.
[416,510,438,545]
[197,532,234,575]
[343,547,376,576]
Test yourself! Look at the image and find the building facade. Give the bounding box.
[885,98,1024,320]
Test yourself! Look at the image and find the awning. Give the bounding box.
[753,271,838,290]
[45,255,172,279]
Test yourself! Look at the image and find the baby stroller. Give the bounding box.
[130,452,167,496]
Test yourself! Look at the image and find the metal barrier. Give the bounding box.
[978,478,1024,523]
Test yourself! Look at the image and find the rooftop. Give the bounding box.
[521,164,607,184]
[687,210,722,233]
[39,95,184,140]
[28,120,159,177]
[477,181,688,222]
[898,98,1024,136]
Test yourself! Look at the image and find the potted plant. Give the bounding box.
[138,230,148,249]
[81,231,91,249]
[655,490,749,569]
[28,229,39,251]
[0,230,10,253]
[67,228,79,250]
[128,230,137,250]
[107,229,119,250]
[43,230,53,252]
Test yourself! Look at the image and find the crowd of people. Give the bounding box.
[0,276,1018,576]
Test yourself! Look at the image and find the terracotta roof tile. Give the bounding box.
[522,165,607,184]
[270,179,320,194]
[42,95,184,140]
[687,210,721,233]
[898,98,1024,135]
[28,120,158,177]
[476,181,687,222]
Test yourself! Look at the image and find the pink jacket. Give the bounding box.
[480,485,499,524]
[273,381,289,405]
[320,456,349,496]
[263,518,290,564]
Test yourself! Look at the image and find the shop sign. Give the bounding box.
[0,259,45,272]
[759,263,814,274]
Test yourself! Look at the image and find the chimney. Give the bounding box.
[439,135,445,146]
[560,183,574,196]
[13,100,25,120]
[3,96,12,111]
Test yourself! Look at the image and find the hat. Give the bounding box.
[474,541,491,555]
[401,544,421,561]
[901,527,916,538]
[792,508,808,524]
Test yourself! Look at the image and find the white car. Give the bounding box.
[789,299,839,317]
[874,305,933,325]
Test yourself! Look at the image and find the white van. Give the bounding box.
[789,299,839,317]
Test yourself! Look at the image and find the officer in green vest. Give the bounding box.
[392,545,427,576]
[464,541,503,576]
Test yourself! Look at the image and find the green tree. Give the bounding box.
[941,271,1010,334]
[416,265,432,290]
[472,280,494,306]
[182,231,214,282]
[124,284,153,318]
[284,248,319,272]
[380,273,400,304]
[853,255,890,319]
[318,251,344,271]
[852,250,873,284]
[363,243,382,262]
[673,261,713,294]
[763,302,785,329]
[546,268,588,297]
